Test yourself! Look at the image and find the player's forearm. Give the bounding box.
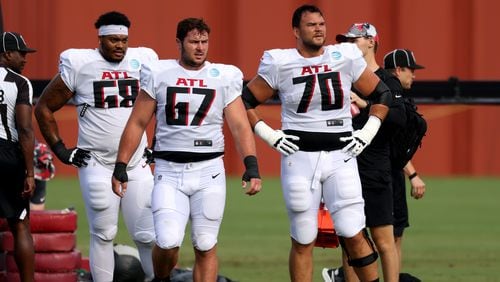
[236,131,258,161]
[228,115,258,160]
[35,75,75,146]
[368,104,389,121]
[35,110,62,146]
[246,108,263,128]
[116,124,144,164]
[116,91,155,164]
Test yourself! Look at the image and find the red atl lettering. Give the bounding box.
[300,65,332,75]
[101,71,130,79]
[175,78,207,87]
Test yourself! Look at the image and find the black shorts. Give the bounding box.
[0,139,29,219]
[31,180,47,204]
[392,169,409,237]
[359,168,393,228]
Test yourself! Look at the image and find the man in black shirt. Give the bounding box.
[384,48,426,279]
[323,23,406,282]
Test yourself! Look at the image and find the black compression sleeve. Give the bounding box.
[242,86,261,110]
[369,80,393,107]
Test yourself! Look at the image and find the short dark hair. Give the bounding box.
[292,4,323,28]
[94,11,131,29]
[176,18,210,42]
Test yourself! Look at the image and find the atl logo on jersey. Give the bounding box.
[176,78,207,87]
[300,64,332,75]
[101,71,131,80]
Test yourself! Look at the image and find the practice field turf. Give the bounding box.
[45,176,500,281]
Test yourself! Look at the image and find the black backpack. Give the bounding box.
[390,98,427,170]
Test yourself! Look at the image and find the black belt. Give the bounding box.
[154,151,224,163]
[283,130,351,152]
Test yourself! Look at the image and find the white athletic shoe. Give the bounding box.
[321,267,344,282]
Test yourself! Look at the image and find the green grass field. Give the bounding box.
[45,176,500,281]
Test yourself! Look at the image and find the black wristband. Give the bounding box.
[113,162,128,182]
[408,172,418,180]
[50,139,73,164]
[243,155,260,180]
[51,140,66,155]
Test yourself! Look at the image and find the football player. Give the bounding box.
[111,18,261,282]
[242,5,393,282]
[35,11,157,281]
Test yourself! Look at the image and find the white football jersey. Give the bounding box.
[59,47,158,167]
[140,60,242,154]
[258,43,366,133]
[0,67,33,142]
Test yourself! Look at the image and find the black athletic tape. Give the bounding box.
[368,80,392,107]
[242,86,261,110]
[113,162,128,183]
[51,140,68,159]
[242,155,260,181]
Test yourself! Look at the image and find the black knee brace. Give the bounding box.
[339,228,379,268]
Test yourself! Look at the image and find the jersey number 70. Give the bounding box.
[293,72,344,113]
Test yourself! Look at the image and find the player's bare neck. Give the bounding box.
[99,50,123,63]
[178,59,204,71]
[296,46,324,58]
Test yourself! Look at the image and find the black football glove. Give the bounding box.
[242,155,261,182]
[51,140,91,168]
[113,162,128,183]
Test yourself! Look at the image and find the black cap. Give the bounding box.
[383,49,424,70]
[0,32,36,53]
